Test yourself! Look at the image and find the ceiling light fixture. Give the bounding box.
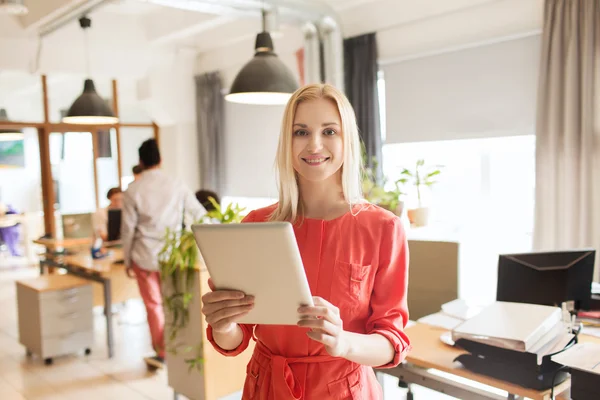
[0,0,28,15]
[225,8,298,106]
[62,16,118,125]
[0,109,25,141]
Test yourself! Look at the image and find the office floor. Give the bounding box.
[0,266,173,400]
[0,266,451,400]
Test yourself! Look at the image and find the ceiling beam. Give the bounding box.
[141,7,235,46]
[17,0,95,32]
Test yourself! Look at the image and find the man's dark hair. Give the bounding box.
[195,189,220,212]
[132,164,143,175]
[106,187,122,200]
[138,139,161,168]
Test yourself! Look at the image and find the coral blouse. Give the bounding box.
[207,203,411,399]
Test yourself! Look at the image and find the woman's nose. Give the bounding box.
[306,135,323,153]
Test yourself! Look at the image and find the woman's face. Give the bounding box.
[291,98,344,184]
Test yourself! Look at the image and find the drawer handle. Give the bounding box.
[62,288,80,295]
[62,312,80,319]
[59,295,79,303]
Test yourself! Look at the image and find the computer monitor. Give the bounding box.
[496,249,595,311]
[107,209,122,242]
[62,213,93,239]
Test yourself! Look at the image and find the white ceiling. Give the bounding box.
[0,0,543,121]
[1,0,543,54]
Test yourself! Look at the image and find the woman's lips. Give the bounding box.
[302,157,330,166]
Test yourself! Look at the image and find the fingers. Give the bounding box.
[312,296,336,310]
[126,267,136,279]
[202,296,254,316]
[207,278,215,291]
[297,317,339,336]
[306,330,337,347]
[202,289,247,304]
[205,304,254,326]
[297,305,339,323]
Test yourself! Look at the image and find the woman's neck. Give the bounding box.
[298,175,348,220]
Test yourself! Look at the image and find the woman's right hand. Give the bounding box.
[201,278,255,334]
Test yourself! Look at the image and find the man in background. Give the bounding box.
[195,189,220,212]
[121,139,206,369]
[132,164,143,181]
[92,187,122,241]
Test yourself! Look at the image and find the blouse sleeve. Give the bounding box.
[205,210,258,356]
[366,217,411,368]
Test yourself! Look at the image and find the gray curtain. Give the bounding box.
[96,129,112,158]
[195,72,224,194]
[344,32,383,182]
[533,0,600,280]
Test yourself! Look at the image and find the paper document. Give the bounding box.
[582,326,600,338]
[592,282,600,295]
[441,299,485,320]
[529,329,574,365]
[551,343,600,374]
[418,312,464,330]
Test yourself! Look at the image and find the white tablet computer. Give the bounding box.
[191,222,314,325]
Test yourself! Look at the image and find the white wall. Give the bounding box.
[0,129,42,213]
[145,50,201,193]
[222,102,283,199]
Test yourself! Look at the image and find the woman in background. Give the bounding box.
[201,84,410,399]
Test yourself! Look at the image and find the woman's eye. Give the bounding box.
[323,128,337,136]
[294,130,308,136]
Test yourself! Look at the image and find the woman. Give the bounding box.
[201,84,410,399]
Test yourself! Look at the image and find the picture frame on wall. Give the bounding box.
[0,139,25,168]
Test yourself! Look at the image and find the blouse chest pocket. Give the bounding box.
[330,260,373,319]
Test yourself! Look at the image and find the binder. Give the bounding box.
[451,302,562,352]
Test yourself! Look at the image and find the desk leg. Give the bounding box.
[103,279,114,358]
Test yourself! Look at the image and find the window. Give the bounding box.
[382,135,536,303]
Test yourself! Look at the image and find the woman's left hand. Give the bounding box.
[297,296,349,358]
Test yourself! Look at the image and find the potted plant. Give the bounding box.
[400,159,442,227]
[362,175,407,217]
[158,198,246,376]
[361,151,407,217]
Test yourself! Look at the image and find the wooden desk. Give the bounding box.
[62,249,139,306]
[33,237,93,250]
[39,247,139,358]
[382,323,600,400]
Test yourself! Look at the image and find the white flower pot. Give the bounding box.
[407,207,430,227]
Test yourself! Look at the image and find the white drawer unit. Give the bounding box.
[16,274,94,365]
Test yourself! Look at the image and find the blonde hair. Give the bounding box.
[269,83,363,222]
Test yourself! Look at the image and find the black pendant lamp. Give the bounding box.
[225,9,298,105]
[0,109,24,141]
[62,16,118,125]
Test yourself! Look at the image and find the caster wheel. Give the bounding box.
[26,349,32,357]
[84,348,92,356]
[44,358,53,366]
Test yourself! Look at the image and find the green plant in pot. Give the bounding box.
[400,159,442,227]
[361,152,407,217]
[158,198,246,373]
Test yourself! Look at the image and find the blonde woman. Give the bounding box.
[201,84,410,399]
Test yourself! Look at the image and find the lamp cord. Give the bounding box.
[84,28,91,78]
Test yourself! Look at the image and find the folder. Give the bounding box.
[451,302,562,352]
